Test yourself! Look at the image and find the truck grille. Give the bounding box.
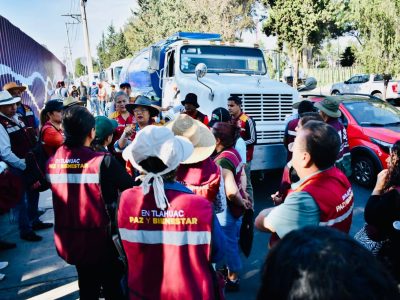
[256,130,285,143]
[231,93,294,122]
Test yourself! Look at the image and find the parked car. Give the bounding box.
[330,74,398,100]
[304,94,400,187]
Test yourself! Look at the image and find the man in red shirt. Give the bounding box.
[181,93,209,126]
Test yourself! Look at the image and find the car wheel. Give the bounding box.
[372,92,383,99]
[331,90,340,95]
[352,156,377,187]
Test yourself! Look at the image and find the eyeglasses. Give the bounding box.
[134,108,149,114]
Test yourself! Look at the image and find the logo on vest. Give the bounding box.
[49,158,88,169]
[336,187,353,212]
[128,209,198,225]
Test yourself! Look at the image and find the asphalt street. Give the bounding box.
[0,170,371,299]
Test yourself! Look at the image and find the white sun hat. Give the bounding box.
[0,91,20,106]
[122,125,193,210]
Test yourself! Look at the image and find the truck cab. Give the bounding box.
[119,32,299,170]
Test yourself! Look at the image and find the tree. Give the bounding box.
[97,24,131,70]
[340,46,355,67]
[261,0,348,87]
[75,58,86,77]
[349,0,400,99]
[124,0,256,52]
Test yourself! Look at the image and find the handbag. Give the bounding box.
[354,224,388,256]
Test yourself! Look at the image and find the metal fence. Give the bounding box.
[306,66,364,87]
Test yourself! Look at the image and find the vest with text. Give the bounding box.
[46,146,110,265]
[0,115,34,158]
[118,184,215,300]
[293,167,353,233]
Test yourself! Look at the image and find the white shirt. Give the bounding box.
[0,112,26,170]
[235,137,247,164]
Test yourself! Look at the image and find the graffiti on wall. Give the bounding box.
[0,15,66,115]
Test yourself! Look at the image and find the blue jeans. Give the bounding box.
[216,207,242,273]
[90,97,101,116]
[27,189,40,225]
[9,167,32,235]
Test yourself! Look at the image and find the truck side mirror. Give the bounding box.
[297,77,317,91]
[195,63,207,79]
[148,46,161,73]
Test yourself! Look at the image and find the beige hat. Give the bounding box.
[3,82,26,94]
[166,114,216,164]
[63,96,84,108]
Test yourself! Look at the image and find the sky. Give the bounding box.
[1,0,138,66]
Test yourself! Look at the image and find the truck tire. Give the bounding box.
[372,91,383,99]
[331,90,340,95]
[352,155,378,187]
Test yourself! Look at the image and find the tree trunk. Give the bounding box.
[293,48,300,89]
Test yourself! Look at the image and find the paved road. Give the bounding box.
[228,170,370,300]
[0,170,370,299]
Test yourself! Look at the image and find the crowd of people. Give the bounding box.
[0,80,399,299]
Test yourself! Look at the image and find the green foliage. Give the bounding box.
[349,0,400,76]
[74,58,86,77]
[97,24,131,70]
[340,46,355,67]
[124,0,256,52]
[261,0,348,87]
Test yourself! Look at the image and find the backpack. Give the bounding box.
[24,126,53,192]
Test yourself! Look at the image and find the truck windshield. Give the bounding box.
[180,45,267,75]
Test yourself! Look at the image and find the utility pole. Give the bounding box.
[65,22,77,82]
[80,0,94,83]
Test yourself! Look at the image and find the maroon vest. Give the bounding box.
[0,114,35,158]
[118,185,215,300]
[327,118,350,163]
[214,147,244,217]
[293,167,353,233]
[46,145,110,265]
[176,157,221,202]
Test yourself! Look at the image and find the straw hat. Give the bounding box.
[166,114,216,164]
[3,82,26,94]
[63,96,84,108]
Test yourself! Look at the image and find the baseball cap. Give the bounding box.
[95,116,118,141]
[209,107,231,127]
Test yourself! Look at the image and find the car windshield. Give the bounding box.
[180,45,267,75]
[343,100,400,126]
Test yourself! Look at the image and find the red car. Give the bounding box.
[305,94,400,187]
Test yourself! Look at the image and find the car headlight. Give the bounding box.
[370,138,392,153]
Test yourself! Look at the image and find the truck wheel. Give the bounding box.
[352,156,378,187]
[331,90,340,95]
[372,92,383,99]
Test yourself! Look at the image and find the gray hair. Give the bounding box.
[114,91,128,101]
